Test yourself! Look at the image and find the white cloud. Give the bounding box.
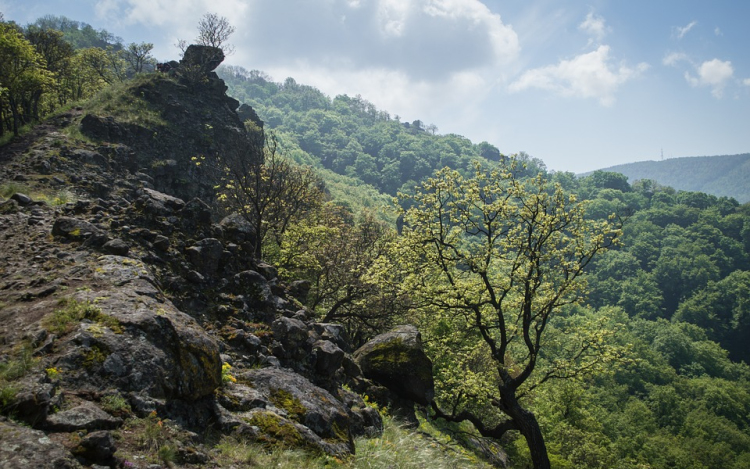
[578,12,609,43]
[663,52,689,67]
[744,78,750,87]
[675,20,697,39]
[685,59,734,98]
[508,45,648,106]
[714,27,722,36]
[378,0,411,37]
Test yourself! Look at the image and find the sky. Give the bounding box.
[3,0,750,173]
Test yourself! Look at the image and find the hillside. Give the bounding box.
[0,46,496,468]
[590,153,750,203]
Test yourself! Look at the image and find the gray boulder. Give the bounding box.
[353,325,434,406]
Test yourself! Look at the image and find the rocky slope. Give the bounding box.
[0,47,433,468]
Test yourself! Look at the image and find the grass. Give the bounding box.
[0,182,77,206]
[212,412,493,469]
[0,123,36,147]
[0,344,37,413]
[81,73,169,129]
[42,297,122,335]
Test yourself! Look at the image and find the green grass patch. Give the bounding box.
[80,74,169,129]
[43,297,123,335]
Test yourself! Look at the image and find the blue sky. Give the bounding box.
[3,0,749,173]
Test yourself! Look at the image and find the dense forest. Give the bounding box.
[2,13,750,468]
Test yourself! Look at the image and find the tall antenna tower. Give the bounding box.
[661,148,664,161]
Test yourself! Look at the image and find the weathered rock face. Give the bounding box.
[78,71,258,203]
[353,325,434,406]
[49,255,222,401]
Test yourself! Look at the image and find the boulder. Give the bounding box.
[227,367,357,456]
[313,340,345,377]
[58,256,222,401]
[73,430,117,466]
[353,325,434,406]
[45,402,122,432]
[181,45,225,73]
[186,237,224,274]
[0,419,81,468]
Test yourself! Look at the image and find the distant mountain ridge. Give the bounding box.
[588,153,750,203]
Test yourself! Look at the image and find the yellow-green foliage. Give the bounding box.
[221,362,237,384]
[43,297,122,335]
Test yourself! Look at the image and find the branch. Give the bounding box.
[431,402,518,440]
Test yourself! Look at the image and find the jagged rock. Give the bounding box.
[288,280,311,303]
[237,103,263,129]
[233,270,272,304]
[153,234,170,251]
[272,316,309,350]
[70,149,108,168]
[56,256,222,401]
[73,430,117,466]
[353,325,434,406]
[313,340,345,377]
[45,402,122,431]
[312,323,352,353]
[256,262,279,281]
[0,419,81,468]
[181,45,225,73]
[139,187,186,215]
[186,237,224,274]
[180,198,213,226]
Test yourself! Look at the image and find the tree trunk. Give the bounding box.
[500,387,551,469]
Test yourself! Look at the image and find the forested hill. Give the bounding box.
[590,153,750,203]
[217,65,545,196]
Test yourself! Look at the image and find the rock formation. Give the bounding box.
[0,46,437,468]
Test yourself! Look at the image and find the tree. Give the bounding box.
[122,42,154,74]
[382,163,620,468]
[205,122,324,259]
[273,205,404,345]
[196,12,235,54]
[0,22,54,135]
